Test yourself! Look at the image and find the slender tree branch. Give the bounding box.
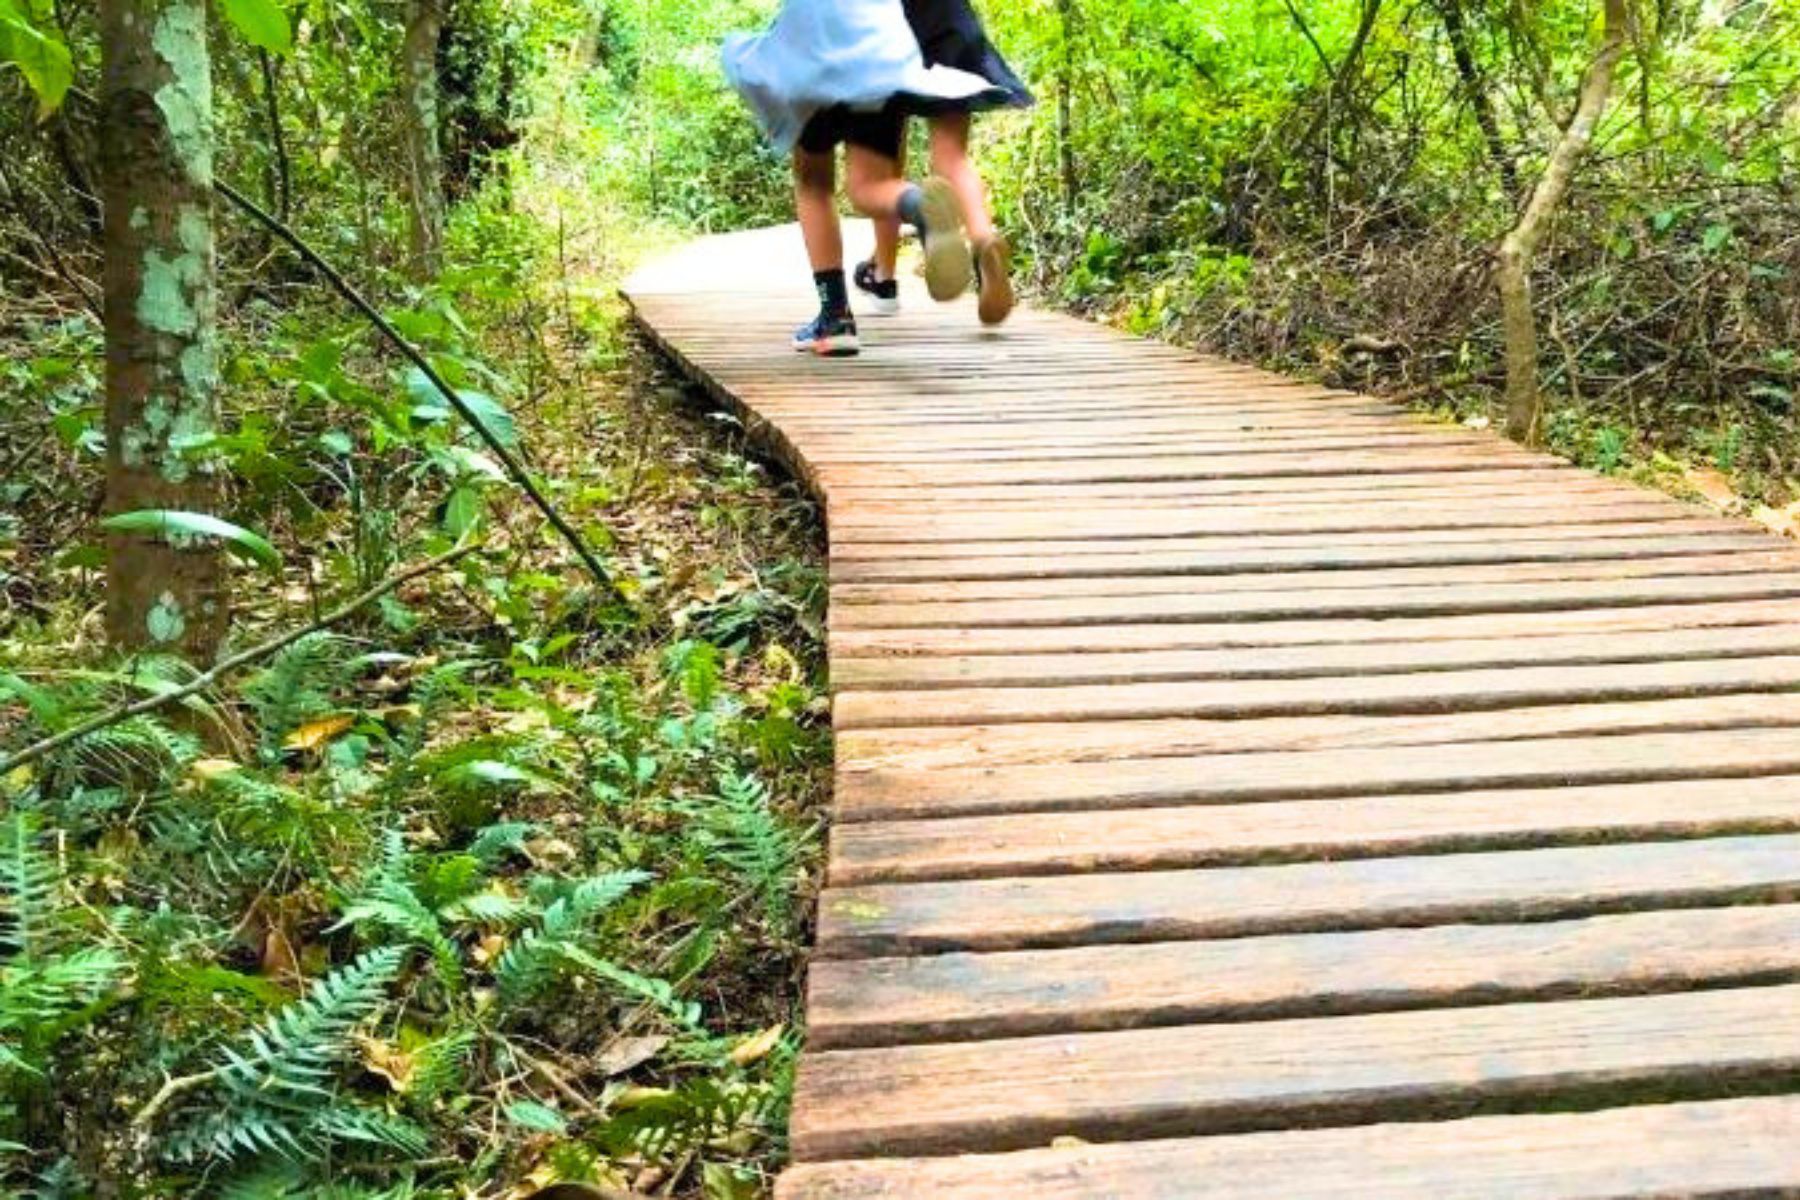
[0,541,481,779]
[258,50,293,223]
[211,179,622,601]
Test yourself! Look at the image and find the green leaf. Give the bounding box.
[503,1099,569,1134]
[443,484,483,536]
[219,0,292,54]
[102,510,282,571]
[1702,222,1732,253]
[0,0,72,114]
[407,368,518,449]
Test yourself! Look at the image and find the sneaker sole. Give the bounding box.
[919,178,973,302]
[861,296,901,317]
[793,335,861,357]
[977,236,1016,326]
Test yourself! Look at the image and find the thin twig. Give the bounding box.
[0,541,481,778]
[211,179,623,602]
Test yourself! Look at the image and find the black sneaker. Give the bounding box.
[854,260,900,317]
[792,310,860,357]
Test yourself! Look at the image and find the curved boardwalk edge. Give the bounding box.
[624,225,1800,1198]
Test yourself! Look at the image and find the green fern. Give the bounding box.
[168,948,408,1164]
[242,633,346,755]
[331,836,461,989]
[0,815,127,1085]
[695,772,801,932]
[492,871,650,1004]
[0,814,58,962]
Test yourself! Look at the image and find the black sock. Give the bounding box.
[813,269,850,317]
[897,184,927,233]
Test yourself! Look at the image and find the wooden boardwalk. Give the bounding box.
[625,226,1800,1198]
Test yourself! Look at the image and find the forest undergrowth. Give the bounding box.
[1,44,829,1194]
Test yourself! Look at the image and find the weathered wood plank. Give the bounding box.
[777,1095,1800,1196]
[815,833,1800,957]
[830,572,1800,630]
[826,776,1800,884]
[831,621,1800,690]
[808,904,1800,1046]
[836,692,1800,772]
[789,983,1800,1158]
[835,726,1800,820]
[830,598,1800,657]
[834,654,1800,728]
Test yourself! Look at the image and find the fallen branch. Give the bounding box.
[0,541,481,779]
[211,179,623,603]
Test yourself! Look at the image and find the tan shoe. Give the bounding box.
[918,177,974,302]
[975,233,1016,325]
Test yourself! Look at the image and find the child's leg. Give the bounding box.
[928,114,996,244]
[872,138,906,281]
[790,144,859,356]
[929,113,1013,324]
[846,140,972,303]
[793,146,843,274]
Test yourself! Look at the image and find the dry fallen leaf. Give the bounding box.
[356,1034,416,1094]
[1753,500,1800,539]
[472,933,508,967]
[1685,466,1741,511]
[283,714,355,752]
[189,757,242,781]
[596,1034,668,1077]
[727,1024,783,1067]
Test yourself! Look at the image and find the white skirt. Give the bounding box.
[722,0,998,152]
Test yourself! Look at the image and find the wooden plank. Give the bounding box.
[831,621,1800,691]
[829,501,1692,545]
[830,551,1800,606]
[828,775,1800,884]
[830,598,1800,657]
[835,726,1800,820]
[833,654,1800,729]
[836,693,1800,773]
[829,528,1769,583]
[808,904,1800,1046]
[827,520,1756,565]
[824,464,1598,496]
[788,983,1800,1158]
[811,448,1561,488]
[777,1095,1800,1197]
[815,833,1800,958]
[830,572,1800,630]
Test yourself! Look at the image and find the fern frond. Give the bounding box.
[405,1029,474,1105]
[467,820,536,866]
[242,633,347,750]
[212,947,405,1107]
[0,812,57,961]
[307,1104,430,1154]
[697,772,800,931]
[492,870,650,1004]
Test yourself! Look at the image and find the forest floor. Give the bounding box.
[1,188,831,1195]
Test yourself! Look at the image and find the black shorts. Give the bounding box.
[796,103,905,160]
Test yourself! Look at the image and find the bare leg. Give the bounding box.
[845,143,910,226]
[793,147,842,272]
[928,114,995,244]
[872,140,907,280]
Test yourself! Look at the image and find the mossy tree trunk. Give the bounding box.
[401,0,446,280]
[1498,0,1627,444]
[98,0,228,660]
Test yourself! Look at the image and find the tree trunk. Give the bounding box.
[1055,0,1079,216]
[1498,0,1627,444]
[98,0,228,660]
[400,0,446,281]
[1436,0,1519,196]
